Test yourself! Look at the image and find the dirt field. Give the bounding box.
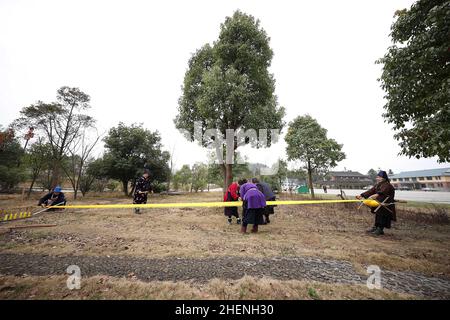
[0,191,449,300]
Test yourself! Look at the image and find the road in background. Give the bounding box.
[314,189,450,204]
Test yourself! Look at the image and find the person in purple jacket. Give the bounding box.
[239,181,266,233]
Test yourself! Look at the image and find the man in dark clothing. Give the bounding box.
[133,169,152,214]
[38,186,66,211]
[356,170,396,236]
[252,178,276,224]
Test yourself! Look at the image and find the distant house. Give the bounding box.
[390,168,450,191]
[320,171,372,189]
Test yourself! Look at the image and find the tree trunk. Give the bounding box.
[27,175,38,198]
[122,180,128,196]
[278,177,283,194]
[221,164,226,193]
[224,163,233,191]
[307,161,315,199]
[130,184,136,197]
[50,163,59,189]
[167,174,171,192]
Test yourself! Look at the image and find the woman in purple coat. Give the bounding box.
[239,182,266,233]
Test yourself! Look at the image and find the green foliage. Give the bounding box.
[14,86,95,187]
[206,162,223,187]
[259,159,288,192]
[102,123,170,195]
[22,139,53,196]
[285,115,346,171]
[172,163,211,192]
[15,87,94,156]
[151,181,167,193]
[233,162,253,180]
[191,163,208,192]
[86,157,108,179]
[106,180,120,192]
[174,10,285,187]
[173,165,193,191]
[24,140,52,176]
[90,179,109,193]
[78,157,107,196]
[205,152,253,188]
[285,115,345,197]
[377,0,450,162]
[307,287,320,300]
[287,168,307,181]
[367,168,378,183]
[0,133,26,191]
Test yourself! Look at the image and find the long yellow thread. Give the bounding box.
[50,199,373,209]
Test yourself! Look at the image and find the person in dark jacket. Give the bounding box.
[133,169,153,214]
[38,186,66,211]
[356,170,396,236]
[252,178,276,224]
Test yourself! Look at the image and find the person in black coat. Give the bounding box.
[356,170,396,236]
[252,178,276,224]
[133,169,153,214]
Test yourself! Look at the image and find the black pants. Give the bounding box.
[374,208,393,229]
[224,206,239,218]
[243,206,265,227]
[133,194,147,213]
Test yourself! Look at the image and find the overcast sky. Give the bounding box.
[1,0,448,175]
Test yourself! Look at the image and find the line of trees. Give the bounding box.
[174,11,346,196]
[1,87,171,198]
[173,6,447,196]
[4,4,443,197]
[171,158,291,193]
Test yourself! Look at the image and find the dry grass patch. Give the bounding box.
[0,192,449,278]
[0,275,416,300]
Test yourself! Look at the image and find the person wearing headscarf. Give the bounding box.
[38,186,66,211]
[223,179,244,224]
[251,178,276,224]
[239,181,266,233]
[133,169,152,214]
[356,170,396,236]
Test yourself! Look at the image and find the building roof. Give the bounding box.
[390,168,450,179]
[329,171,368,177]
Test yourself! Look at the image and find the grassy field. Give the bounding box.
[0,191,449,299]
[0,275,413,300]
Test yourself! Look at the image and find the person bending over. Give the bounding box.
[38,186,66,211]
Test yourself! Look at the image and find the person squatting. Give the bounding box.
[38,186,67,211]
[356,170,396,236]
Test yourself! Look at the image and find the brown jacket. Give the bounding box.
[361,181,396,221]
